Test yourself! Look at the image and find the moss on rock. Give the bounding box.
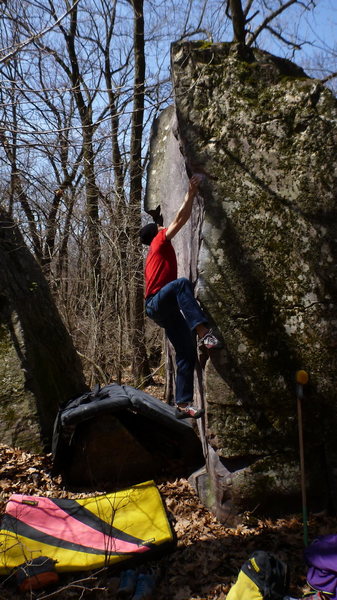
[170,41,337,520]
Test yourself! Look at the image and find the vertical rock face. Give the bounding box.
[145,41,337,522]
[0,211,87,451]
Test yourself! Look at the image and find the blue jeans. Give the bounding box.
[145,277,207,405]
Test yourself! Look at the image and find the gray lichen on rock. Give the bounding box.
[146,40,337,521]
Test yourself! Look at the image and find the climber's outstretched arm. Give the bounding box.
[165,174,202,241]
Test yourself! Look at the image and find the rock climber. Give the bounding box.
[139,173,222,420]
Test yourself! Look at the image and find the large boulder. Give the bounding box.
[145,41,337,522]
[0,210,87,451]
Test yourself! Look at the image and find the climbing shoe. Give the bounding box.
[131,572,156,600]
[175,405,205,419]
[117,569,138,598]
[199,328,223,349]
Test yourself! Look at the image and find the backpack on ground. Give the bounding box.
[304,533,337,599]
[227,550,290,600]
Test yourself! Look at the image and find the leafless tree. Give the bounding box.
[0,0,332,390]
[226,0,317,50]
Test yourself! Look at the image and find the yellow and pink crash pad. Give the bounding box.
[0,480,174,573]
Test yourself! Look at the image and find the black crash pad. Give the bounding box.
[52,383,204,490]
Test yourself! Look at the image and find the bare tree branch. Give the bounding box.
[0,0,80,64]
[265,24,302,50]
[243,0,255,18]
[322,71,337,84]
[247,0,311,47]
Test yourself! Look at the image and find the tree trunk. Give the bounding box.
[65,4,102,299]
[129,0,152,384]
[228,0,246,44]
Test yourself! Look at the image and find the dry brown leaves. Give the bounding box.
[0,443,336,600]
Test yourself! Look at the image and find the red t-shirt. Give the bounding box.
[145,228,177,298]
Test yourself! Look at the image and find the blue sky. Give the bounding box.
[299,0,336,58]
[246,0,336,84]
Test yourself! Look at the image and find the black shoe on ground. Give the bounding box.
[175,405,205,419]
[117,569,138,598]
[132,572,156,600]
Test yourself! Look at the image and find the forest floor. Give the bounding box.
[0,380,336,599]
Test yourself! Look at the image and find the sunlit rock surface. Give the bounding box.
[145,41,337,522]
